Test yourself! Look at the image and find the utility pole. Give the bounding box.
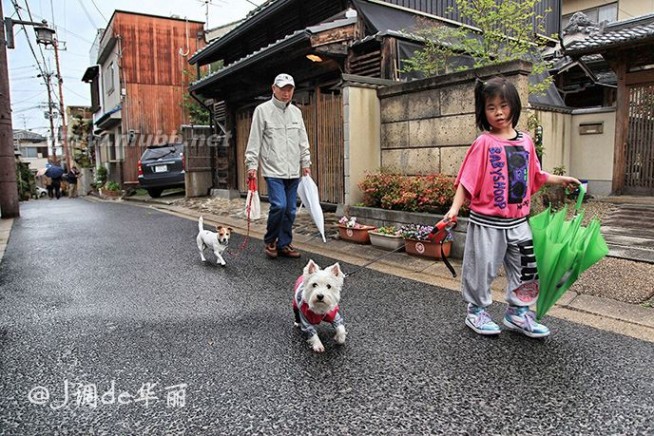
[53,39,70,170]
[39,71,58,162]
[0,1,20,218]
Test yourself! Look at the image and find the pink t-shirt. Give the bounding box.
[455,131,549,219]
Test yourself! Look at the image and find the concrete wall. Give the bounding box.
[535,109,573,174]
[343,85,381,205]
[377,60,532,178]
[570,108,616,196]
[535,107,615,196]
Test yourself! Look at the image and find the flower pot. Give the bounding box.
[368,230,405,251]
[100,188,122,199]
[338,224,376,244]
[404,239,452,259]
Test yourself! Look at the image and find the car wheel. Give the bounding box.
[147,188,163,198]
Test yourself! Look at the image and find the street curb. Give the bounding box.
[0,218,13,265]
[120,197,654,343]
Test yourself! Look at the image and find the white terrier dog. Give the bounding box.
[196,216,232,266]
[293,259,346,353]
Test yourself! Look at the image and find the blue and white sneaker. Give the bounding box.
[465,304,501,335]
[503,305,550,338]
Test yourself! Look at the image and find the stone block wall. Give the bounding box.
[377,60,532,176]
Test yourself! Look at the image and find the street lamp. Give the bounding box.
[33,22,55,46]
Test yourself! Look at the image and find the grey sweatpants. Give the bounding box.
[461,221,539,308]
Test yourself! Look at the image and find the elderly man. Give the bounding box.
[245,73,312,259]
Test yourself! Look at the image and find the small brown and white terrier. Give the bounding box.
[293,259,346,352]
[196,216,232,266]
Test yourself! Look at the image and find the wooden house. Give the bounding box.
[82,11,205,187]
[565,12,654,195]
[188,0,561,204]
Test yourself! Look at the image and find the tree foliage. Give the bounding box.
[401,0,554,94]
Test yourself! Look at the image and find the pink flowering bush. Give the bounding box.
[358,172,458,214]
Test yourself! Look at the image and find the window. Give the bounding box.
[562,2,618,29]
[104,61,115,94]
[22,147,39,158]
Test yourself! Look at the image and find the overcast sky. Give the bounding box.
[4,0,262,135]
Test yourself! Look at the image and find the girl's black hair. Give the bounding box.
[474,76,522,131]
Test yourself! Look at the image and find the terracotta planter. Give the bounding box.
[404,239,452,259]
[368,231,405,251]
[338,225,376,244]
[100,188,122,199]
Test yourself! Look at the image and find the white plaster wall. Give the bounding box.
[343,86,381,205]
[535,109,573,173]
[562,0,653,20]
[569,108,616,196]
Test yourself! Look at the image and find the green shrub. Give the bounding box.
[104,181,121,192]
[95,166,108,187]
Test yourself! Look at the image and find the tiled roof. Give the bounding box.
[13,129,46,142]
[188,0,284,63]
[566,13,654,55]
[190,16,357,91]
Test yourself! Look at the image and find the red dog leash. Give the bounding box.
[426,216,457,277]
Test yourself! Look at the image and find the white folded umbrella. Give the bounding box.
[297,175,326,243]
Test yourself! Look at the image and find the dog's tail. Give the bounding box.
[198,215,204,232]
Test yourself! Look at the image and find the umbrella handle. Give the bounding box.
[574,184,586,212]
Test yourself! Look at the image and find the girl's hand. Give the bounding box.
[444,208,459,222]
[561,176,581,191]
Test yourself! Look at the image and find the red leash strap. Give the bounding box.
[237,178,257,254]
[427,216,458,277]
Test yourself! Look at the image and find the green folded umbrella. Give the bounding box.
[530,186,609,320]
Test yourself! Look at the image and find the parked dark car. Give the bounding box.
[137,143,185,198]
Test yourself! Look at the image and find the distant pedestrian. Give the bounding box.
[66,166,81,198]
[244,73,312,259]
[45,162,65,200]
[445,76,580,338]
[44,176,54,199]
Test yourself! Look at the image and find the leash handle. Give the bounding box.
[429,216,457,277]
[233,178,257,256]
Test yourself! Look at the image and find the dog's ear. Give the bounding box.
[304,259,320,275]
[327,262,343,278]
[216,225,223,231]
[227,227,233,232]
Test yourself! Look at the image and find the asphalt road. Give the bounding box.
[1,198,653,435]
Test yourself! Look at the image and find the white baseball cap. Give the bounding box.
[274,73,295,88]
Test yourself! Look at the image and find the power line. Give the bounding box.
[89,0,108,23]
[75,0,98,29]
[9,1,48,81]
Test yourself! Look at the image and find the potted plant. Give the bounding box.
[338,216,376,244]
[368,225,405,251]
[100,181,122,199]
[400,224,453,259]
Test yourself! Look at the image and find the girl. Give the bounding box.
[445,77,579,338]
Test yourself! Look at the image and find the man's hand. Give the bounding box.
[248,169,257,179]
[302,167,311,177]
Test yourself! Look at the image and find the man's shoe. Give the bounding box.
[264,241,278,258]
[279,245,301,258]
[503,305,550,338]
[465,304,501,336]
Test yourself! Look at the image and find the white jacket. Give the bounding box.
[244,97,311,178]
